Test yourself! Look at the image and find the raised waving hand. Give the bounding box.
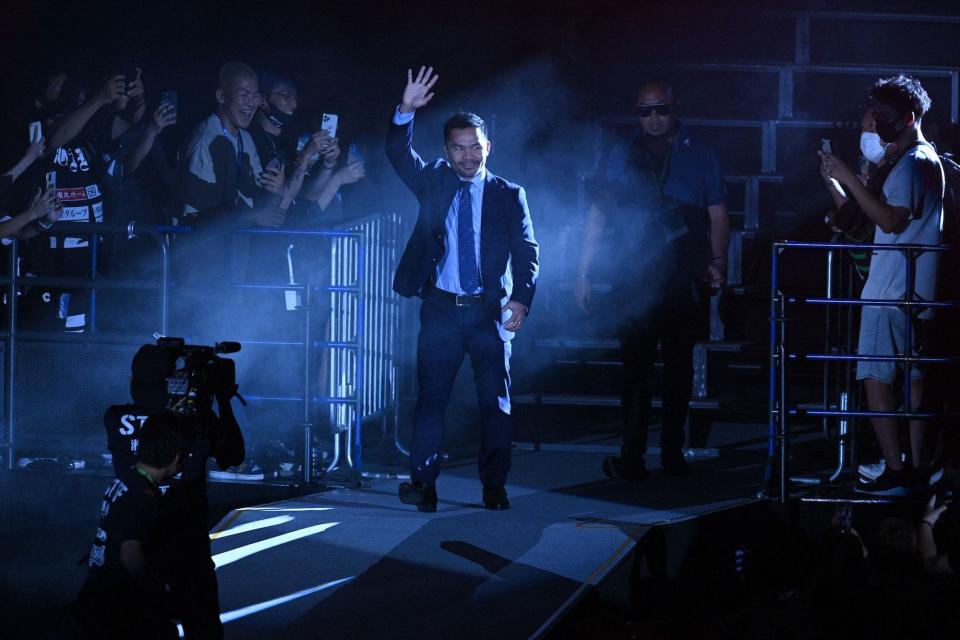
[400,66,439,114]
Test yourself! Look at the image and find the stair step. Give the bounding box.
[534,338,763,352]
[513,393,725,410]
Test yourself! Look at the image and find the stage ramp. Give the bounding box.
[209,445,761,639]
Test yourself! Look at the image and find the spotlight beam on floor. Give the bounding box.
[220,575,356,623]
[212,522,340,568]
[209,515,294,540]
[237,506,335,512]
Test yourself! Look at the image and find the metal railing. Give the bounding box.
[1,216,403,484]
[768,239,960,503]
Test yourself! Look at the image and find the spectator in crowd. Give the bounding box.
[0,136,62,241]
[249,70,364,221]
[176,61,287,227]
[821,75,945,495]
[0,186,62,241]
[918,493,956,578]
[19,65,145,331]
[28,67,69,133]
[820,108,900,283]
[2,133,48,191]
[73,412,184,639]
[248,71,301,167]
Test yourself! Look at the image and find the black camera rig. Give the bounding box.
[156,337,245,415]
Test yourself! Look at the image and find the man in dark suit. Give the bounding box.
[387,66,539,512]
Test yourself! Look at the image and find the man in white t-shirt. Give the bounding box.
[820,74,944,495]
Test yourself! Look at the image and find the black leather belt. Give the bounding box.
[425,284,486,307]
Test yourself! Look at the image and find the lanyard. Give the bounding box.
[136,465,158,488]
[649,143,673,193]
[218,117,245,206]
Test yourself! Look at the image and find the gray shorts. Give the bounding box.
[856,306,924,384]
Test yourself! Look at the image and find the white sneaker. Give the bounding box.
[208,464,271,481]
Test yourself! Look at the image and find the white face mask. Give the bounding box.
[860,131,887,164]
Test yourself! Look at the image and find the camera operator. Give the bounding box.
[74,412,184,639]
[104,343,245,638]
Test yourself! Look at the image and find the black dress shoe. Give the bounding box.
[661,451,691,476]
[399,482,438,512]
[482,486,510,510]
[602,456,649,481]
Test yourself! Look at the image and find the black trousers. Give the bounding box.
[410,291,513,488]
[619,287,709,466]
[165,536,223,640]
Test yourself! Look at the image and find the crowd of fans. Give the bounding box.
[0,59,367,334]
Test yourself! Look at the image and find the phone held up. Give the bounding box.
[29,121,42,144]
[160,91,178,122]
[321,113,339,139]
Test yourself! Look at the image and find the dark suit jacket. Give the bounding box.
[386,119,539,310]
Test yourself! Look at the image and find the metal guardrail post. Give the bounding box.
[767,244,781,498]
[4,242,17,470]
[771,240,957,502]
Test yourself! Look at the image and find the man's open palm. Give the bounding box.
[401,66,439,113]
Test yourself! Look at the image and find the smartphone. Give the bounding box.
[265,157,282,173]
[820,138,833,154]
[45,170,57,192]
[29,121,42,144]
[347,143,364,166]
[160,91,178,118]
[321,113,339,139]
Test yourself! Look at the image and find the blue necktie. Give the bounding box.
[457,183,480,294]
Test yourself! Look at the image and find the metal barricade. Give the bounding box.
[323,213,403,477]
[768,239,960,503]
[1,216,403,485]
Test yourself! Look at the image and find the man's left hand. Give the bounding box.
[819,151,856,187]
[126,68,144,100]
[321,139,341,169]
[706,262,725,290]
[260,164,286,195]
[502,300,528,332]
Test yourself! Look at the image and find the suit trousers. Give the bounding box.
[619,287,709,466]
[411,291,513,488]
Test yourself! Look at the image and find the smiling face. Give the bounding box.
[444,127,491,179]
[217,74,259,132]
[268,85,298,116]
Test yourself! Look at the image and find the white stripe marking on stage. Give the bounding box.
[177,576,356,637]
[237,506,335,512]
[212,522,339,568]
[209,515,294,540]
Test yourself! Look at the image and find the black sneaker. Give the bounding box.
[399,482,438,512]
[855,466,914,496]
[482,486,510,510]
[602,456,650,482]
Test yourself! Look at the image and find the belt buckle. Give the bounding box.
[455,294,469,307]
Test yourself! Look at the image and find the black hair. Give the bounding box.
[871,74,931,120]
[259,71,296,98]
[443,112,487,142]
[136,412,182,468]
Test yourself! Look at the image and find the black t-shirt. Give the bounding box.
[22,108,114,278]
[103,404,152,474]
[85,468,161,589]
[103,403,240,536]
